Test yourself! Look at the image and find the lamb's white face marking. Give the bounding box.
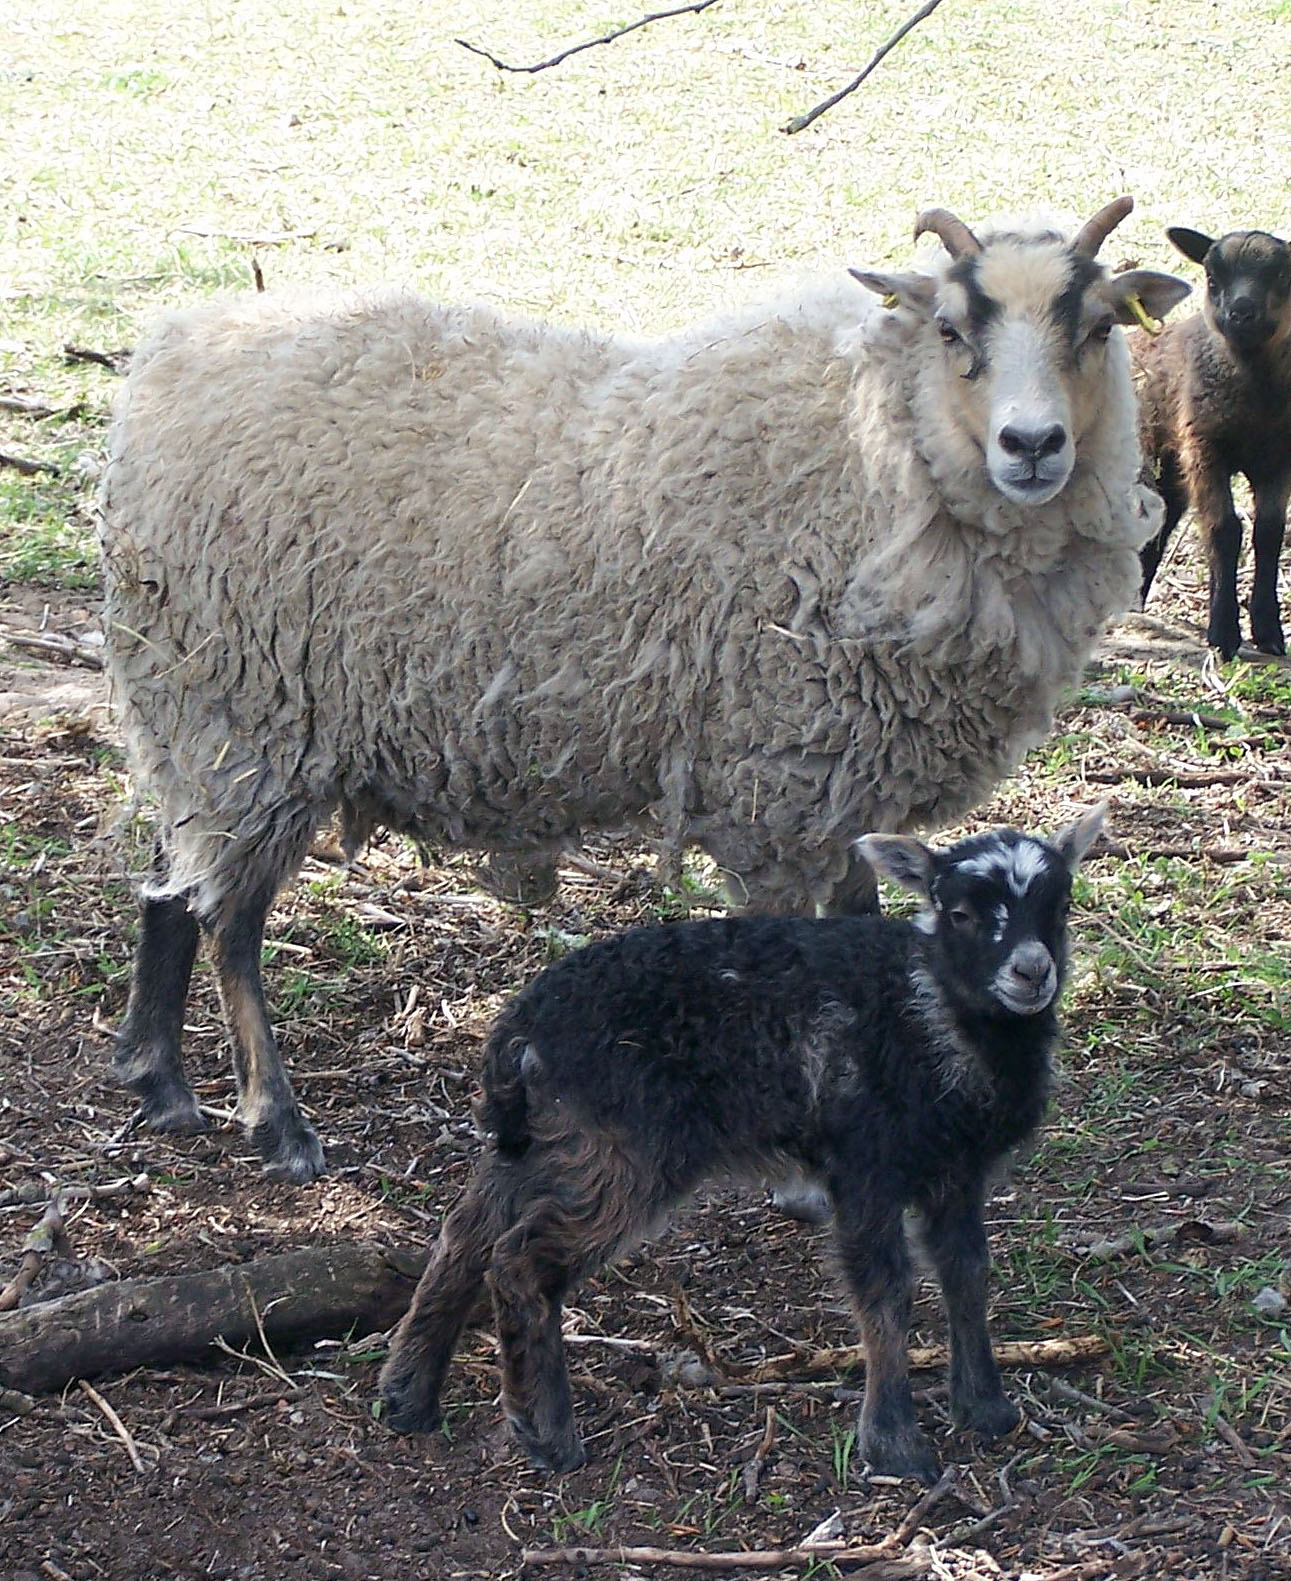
[955,837,1052,898]
[991,901,1009,944]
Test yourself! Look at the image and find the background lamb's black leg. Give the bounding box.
[113,893,205,1133]
[833,1187,938,1484]
[1193,470,1245,657]
[1248,475,1291,655]
[206,886,325,1183]
[919,1188,1019,1441]
[380,1176,506,1434]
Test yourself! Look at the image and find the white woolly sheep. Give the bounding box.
[99,197,1187,1181]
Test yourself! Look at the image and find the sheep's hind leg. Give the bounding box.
[206,884,325,1183]
[113,894,206,1133]
[380,1173,507,1434]
[918,1188,1019,1441]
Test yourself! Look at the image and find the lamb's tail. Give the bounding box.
[475,1028,538,1156]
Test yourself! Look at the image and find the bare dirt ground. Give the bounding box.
[1,560,1289,1581]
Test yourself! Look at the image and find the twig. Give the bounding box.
[1083,767,1253,787]
[41,1563,74,1581]
[458,0,720,74]
[0,1175,150,1210]
[0,451,59,477]
[77,1378,148,1473]
[63,343,130,372]
[783,0,947,135]
[162,1384,308,1433]
[741,1404,777,1500]
[892,1467,959,1544]
[0,395,57,417]
[1077,1218,1244,1261]
[3,629,105,670]
[744,1333,1109,1383]
[519,1541,929,1572]
[0,1195,68,1312]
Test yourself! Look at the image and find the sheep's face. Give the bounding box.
[857,804,1105,1021]
[853,201,1190,510]
[1168,226,1291,354]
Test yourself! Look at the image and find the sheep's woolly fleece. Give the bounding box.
[100,235,1158,918]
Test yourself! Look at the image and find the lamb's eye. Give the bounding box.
[948,905,975,931]
[937,319,963,347]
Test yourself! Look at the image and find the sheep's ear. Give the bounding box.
[1053,803,1107,871]
[1167,226,1215,265]
[1103,269,1192,326]
[850,268,938,317]
[855,833,935,897]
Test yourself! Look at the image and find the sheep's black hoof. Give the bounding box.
[507,1412,586,1473]
[251,1114,327,1183]
[1252,631,1287,657]
[770,1181,833,1225]
[1207,620,1243,661]
[859,1423,941,1486]
[953,1392,1020,1439]
[125,1074,210,1135]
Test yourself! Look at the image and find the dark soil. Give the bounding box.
[1,554,1289,1581]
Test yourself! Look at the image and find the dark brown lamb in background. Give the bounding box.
[1135,225,1291,658]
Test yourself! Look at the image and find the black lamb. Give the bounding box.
[1136,225,1291,658]
[379,807,1105,1482]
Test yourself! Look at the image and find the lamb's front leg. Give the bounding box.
[832,1186,939,1484]
[918,1188,1019,1441]
[1191,465,1244,658]
[1248,472,1291,657]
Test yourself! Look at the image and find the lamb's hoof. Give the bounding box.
[953,1392,1020,1440]
[1252,632,1287,657]
[770,1180,832,1225]
[859,1424,941,1486]
[380,1385,443,1436]
[251,1116,327,1183]
[507,1413,587,1473]
[1207,622,1242,661]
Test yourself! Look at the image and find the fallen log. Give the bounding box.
[0,1241,427,1394]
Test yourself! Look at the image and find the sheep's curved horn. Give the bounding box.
[913,208,982,259]
[1072,196,1134,257]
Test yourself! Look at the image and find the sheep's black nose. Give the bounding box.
[998,423,1067,463]
[1228,298,1258,324]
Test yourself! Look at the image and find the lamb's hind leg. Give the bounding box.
[113,893,205,1133]
[380,1174,508,1434]
[206,881,324,1182]
[490,1133,653,1472]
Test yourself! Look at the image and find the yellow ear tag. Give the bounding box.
[1125,293,1162,336]
[881,292,900,310]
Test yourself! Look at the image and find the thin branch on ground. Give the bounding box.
[457,0,720,75]
[0,1195,68,1312]
[77,1378,149,1474]
[783,0,947,135]
[0,451,60,477]
[62,343,130,372]
[519,1540,930,1573]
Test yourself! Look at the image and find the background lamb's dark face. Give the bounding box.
[1173,228,1291,352]
[926,832,1074,1016]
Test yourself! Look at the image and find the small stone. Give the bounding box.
[1253,1286,1286,1317]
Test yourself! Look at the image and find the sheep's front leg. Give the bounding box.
[1248,473,1291,656]
[206,888,325,1183]
[114,894,206,1133]
[833,1187,939,1484]
[918,1189,1019,1441]
[1192,466,1245,658]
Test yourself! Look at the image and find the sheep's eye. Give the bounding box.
[936,319,963,347]
[948,905,975,931]
[1088,317,1114,344]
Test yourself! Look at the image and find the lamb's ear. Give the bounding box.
[850,268,938,317]
[855,833,935,897]
[1103,269,1191,326]
[1167,226,1215,265]
[1053,803,1107,871]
